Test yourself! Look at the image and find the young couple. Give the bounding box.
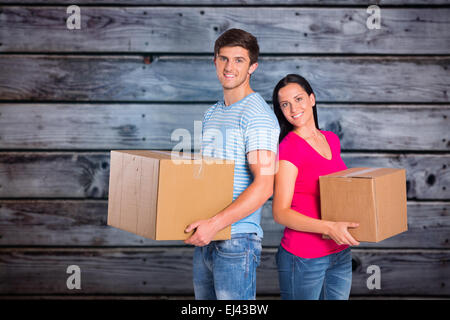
[184,29,360,300]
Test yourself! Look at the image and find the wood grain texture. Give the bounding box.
[0,152,447,199]
[0,7,449,54]
[0,103,448,151]
[0,247,448,296]
[0,200,448,248]
[0,103,208,150]
[0,55,448,102]
[2,1,450,5]
[0,0,448,300]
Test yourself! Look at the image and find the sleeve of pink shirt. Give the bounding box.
[277,135,301,168]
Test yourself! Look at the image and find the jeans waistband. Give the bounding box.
[230,232,261,241]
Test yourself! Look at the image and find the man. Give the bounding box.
[184,29,280,300]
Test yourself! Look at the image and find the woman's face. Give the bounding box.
[277,82,316,128]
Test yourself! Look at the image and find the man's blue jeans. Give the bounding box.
[276,245,352,300]
[193,233,262,300]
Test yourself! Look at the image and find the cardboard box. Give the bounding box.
[107,150,233,240]
[319,167,408,242]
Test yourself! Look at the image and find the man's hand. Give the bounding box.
[184,150,276,247]
[184,218,220,247]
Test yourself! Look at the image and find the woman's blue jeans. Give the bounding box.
[193,233,262,300]
[276,245,352,300]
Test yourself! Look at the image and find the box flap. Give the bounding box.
[111,150,227,164]
[341,167,382,178]
[321,167,375,179]
[110,150,198,160]
[112,150,171,159]
[323,167,403,179]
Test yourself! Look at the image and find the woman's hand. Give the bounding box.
[325,221,360,246]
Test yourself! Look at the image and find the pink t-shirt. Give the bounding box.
[277,130,349,258]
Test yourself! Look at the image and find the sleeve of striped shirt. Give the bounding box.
[200,109,211,155]
[244,114,280,154]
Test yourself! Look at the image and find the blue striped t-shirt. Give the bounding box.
[201,92,280,237]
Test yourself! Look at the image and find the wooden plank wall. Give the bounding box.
[0,1,449,299]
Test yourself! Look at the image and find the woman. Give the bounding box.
[272,74,360,300]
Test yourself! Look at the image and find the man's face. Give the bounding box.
[214,46,258,91]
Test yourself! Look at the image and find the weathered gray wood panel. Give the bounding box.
[0,153,447,199]
[0,0,448,300]
[0,152,111,198]
[340,153,449,200]
[0,200,448,249]
[3,1,450,5]
[0,103,208,150]
[0,248,448,296]
[1,7,448,54]
[0,55,448,102]
[0,104,448,151]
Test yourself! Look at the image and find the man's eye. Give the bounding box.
[296,98,302,102]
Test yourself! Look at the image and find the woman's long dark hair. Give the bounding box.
[272,74,320,143]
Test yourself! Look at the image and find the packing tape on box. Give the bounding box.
[190,153,204,179]
[193,159,204,179]
[343,167,382,177]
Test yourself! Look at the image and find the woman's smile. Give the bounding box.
[292,112,304,119]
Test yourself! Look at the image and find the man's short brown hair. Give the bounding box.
[214,29,259,66]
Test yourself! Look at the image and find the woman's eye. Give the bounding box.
[281,103,288,108]
[296,97,302,102]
